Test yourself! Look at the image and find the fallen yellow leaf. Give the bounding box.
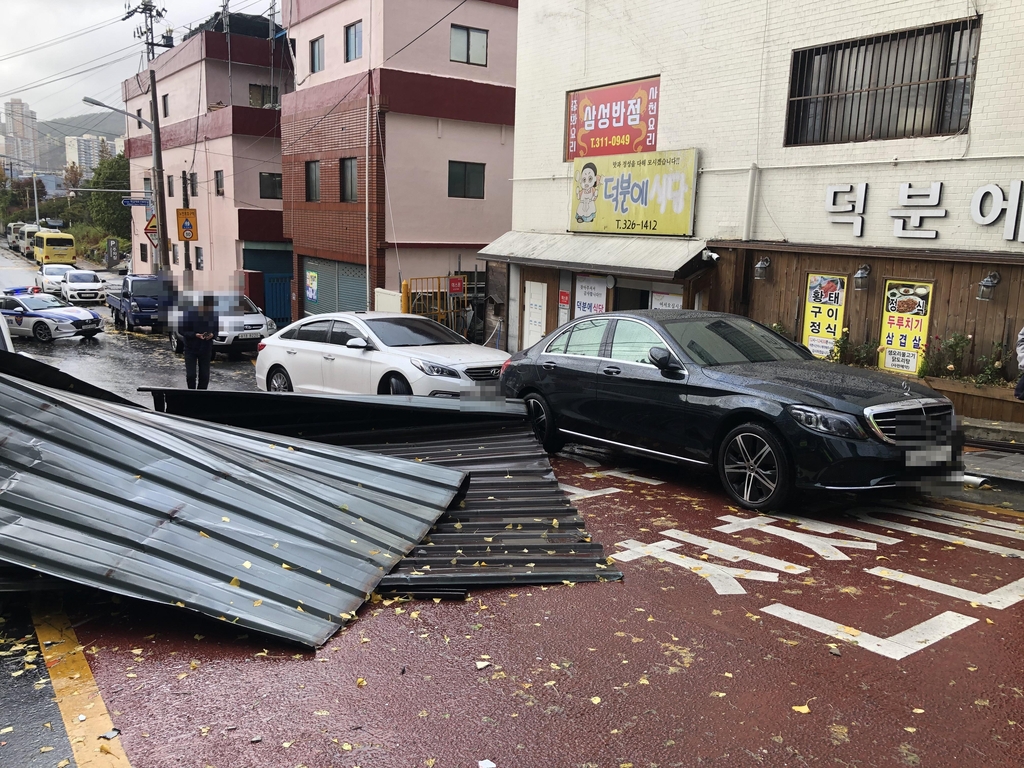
[590,696,601,704]
[710,691,727,697]
[356,677,367,687]
[904,727,917,733]
[839,625,861,637]
[792,704,811,714]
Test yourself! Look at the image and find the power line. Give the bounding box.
[0,47,142,100]
[0,15,123,64]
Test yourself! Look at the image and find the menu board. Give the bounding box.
[877,279,933,374]
[801,274,847,359]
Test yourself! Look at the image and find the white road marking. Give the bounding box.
[761,603,978,660]
[659,528,810,574]
[557,483,623,501]
[612,539,778,595]
[866,567,1024,610]
[768,515,902,545]
[881,505,1024,541]
[853,511,1024,558]
[714,514,878,560]
[583,469,665,486]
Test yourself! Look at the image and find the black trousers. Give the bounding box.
[184,348,212,390]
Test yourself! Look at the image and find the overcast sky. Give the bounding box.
[1,0,276,123]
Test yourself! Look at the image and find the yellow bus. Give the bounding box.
[33,231,76,265]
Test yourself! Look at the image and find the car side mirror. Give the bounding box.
[649,346,683,372]
[346,337,368,350]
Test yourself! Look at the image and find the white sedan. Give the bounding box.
[256,312,510,396]
[34,264,76,293]
[60,270,107,304]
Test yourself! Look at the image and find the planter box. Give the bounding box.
[922,376,1020,422]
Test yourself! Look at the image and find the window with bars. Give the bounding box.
[785,17,981,146]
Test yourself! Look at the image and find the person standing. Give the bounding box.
[1016,324,1024,400]
[181,295,218,390]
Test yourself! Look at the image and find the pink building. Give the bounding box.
[281,0,516,326]
[122,12,295,324]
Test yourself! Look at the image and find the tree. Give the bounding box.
[88,153,131,239]
[64,162,84,192]
[10,177,47,210]
[98,138,112,162]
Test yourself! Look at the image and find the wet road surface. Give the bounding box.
[0,245,258,404]
[2,243,1023,767]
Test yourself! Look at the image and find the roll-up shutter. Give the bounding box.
[302,256,338,315]
[337,262,367,311]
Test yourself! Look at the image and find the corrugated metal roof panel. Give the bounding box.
[479,230,707,280]
[0,371,468,647]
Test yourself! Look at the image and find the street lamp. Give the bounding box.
[853,264,871,291]
[83,70,168,271]
[976,271,1001,301]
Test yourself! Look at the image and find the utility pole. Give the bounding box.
[181,170,192,272]
[223,1,232,106]
[124,1,171,62]
[32,171,40,224]
[150,69,169,271]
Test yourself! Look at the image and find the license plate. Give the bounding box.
[905,444,952,467]
[237,332,262,339]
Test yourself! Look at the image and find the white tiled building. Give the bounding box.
[485,0,1024,375]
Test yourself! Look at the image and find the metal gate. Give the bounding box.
[263,273,292,326]
[407,274,485,343]
[302,257,367,315]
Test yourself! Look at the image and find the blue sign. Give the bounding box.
[121,198,149,207]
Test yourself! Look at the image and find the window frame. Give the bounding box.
[607,319,670,366]
[248,83,280,108]
[305,160,321,202]
[136,108,143,129]
[784,17,982,147]
[450,24,488,66]
[166,174,174,197]
[172,243,179,265]
[214,170,225,196]
[447,160,485,199]
[340,157,358,203]
[139,243,148,263]
[194,246,204,271]
[259,171,283,199]
[309,35,325,74]
[161,93,169,118]
[345,20,363,63]
[189,172,198,197]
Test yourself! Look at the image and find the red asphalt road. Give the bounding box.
[67,452,1024,768]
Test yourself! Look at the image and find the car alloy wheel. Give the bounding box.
[32,322,53,343]
[523,392,564,454]
[268,368,293,392]
[385,374,412,396]
[718,423,791,511]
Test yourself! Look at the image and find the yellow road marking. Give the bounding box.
[32,600,131,768]
[942,498,1024,520]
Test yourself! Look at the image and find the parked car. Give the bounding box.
[168,294,276,359]
[500,309,960,510]
[256,312,510,396]
[1,287,104,342]
[107,275,170,331]
[0,300,13,352]
[60,270,107,305]
[34,263,77,293]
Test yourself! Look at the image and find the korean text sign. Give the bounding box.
[565,76,661,161]
[305,270,318,303]
[570,149,697,236]
[877,280,933,374]
[574,275,607,318]
[801,274,847,359]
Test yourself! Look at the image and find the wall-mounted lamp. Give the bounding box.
[976,271,1001,301]
[853,264,871,291]
[753,256,771,280]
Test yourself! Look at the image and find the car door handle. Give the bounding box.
[542,361,556,371]
[602,366,621,376]
[323,354,335,361]
[286,349,297,355]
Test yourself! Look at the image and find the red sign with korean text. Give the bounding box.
[448,276,465,296]
[558,290,570,307]
[565,76,661,161]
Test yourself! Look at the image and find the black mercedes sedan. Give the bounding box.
[500,310,960,510]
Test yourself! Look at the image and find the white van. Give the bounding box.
[6,222,25,251]
[18,224,40,258]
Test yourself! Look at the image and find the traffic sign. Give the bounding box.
[176,208,197,242]
[144,214,158,234]
[122,198,149,207]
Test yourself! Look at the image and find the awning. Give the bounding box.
[479,230,707,280]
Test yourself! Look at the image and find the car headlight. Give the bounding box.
[787,404,868,440]
[411,359,460,378]
[266,318,277,333]
[131,301,140,312]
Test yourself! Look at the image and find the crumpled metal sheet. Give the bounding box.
[0,370,468,646]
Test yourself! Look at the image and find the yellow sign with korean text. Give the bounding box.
[569,149,697,236]
[877,279,933,374]
[801,274,847,359]
[176,208,198,242]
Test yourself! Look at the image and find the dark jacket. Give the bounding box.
[181,307,218,355]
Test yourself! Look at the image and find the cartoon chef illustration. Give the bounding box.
[575,162,601,223]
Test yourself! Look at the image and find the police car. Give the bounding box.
[1,286,104,343]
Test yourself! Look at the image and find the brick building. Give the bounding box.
[281,0,516,321]
[484,0,1024,378]
[123,12,294,322]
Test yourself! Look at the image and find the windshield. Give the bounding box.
[130,281,161,298]
[43,265,74,275]
[662,317,812,366]
[242,296,259,314]
[46,237,74,248]
[21,294,71,310]
[69,272,98,283]
[365,317,470,347]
